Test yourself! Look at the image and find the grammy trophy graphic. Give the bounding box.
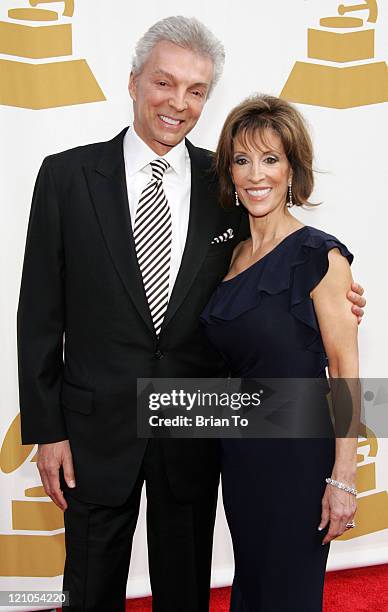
[0,414,65,577]
[0,0,105,109]
[281,0,388,108]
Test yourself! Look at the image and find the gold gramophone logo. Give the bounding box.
[0,0,105,109]
[281,1,388,108]
[0,413,65,576]
[339,425,388,540]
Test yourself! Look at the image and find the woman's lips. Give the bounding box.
[245,187,272,200]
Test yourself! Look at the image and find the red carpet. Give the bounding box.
[124,564,388,611]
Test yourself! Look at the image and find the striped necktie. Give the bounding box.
[133,158,171,336]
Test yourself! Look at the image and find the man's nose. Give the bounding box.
[169,92,188,112]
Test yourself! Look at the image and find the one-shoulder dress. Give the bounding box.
[200,225,353,612]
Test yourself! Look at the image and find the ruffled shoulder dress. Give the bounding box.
[200,225,353,612]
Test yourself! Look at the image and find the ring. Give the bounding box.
[345,521,356,529]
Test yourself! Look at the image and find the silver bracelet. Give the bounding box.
[325,477,357,496]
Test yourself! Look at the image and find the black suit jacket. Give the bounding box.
[17,128,248,506]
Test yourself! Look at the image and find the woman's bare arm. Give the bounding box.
[311,249,360,544]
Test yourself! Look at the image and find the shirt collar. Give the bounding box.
[123,126,187,178]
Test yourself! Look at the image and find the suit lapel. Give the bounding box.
[84,128,154,333]
[161,140,220,331]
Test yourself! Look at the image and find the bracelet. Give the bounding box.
[325,477,357,496]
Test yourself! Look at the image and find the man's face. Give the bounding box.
[129,40,214,155]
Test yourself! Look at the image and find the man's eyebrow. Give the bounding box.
[152,68,209,89]
[152,68,175,80]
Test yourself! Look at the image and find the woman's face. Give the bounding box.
[231,128,292,217]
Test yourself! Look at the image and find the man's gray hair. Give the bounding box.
[131,16,225,97]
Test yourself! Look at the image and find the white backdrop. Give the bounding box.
[1,0,388,609]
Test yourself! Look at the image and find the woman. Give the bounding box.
[200,95,359,611]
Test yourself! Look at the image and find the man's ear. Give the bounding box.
[128,71,137,102]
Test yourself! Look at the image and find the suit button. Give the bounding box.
[154,350,164,360]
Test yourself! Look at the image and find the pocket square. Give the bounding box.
[211,228,234,245]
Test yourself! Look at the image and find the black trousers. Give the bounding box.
[62,440,218,612]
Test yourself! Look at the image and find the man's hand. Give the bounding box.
[37,440,75,511]
[347,282,366,325]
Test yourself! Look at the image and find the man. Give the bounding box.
[17,16,365,612]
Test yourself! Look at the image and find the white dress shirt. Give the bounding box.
[123,127,191,300]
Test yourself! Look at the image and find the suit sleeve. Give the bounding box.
[17,157,68,444]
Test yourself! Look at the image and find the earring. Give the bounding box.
[286,181,293,208]
[235,190,240,207]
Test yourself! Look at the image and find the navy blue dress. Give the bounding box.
[200,226,353,612]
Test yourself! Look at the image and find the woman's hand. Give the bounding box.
[318,484,357,545]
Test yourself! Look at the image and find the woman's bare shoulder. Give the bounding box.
[231,238,250,266]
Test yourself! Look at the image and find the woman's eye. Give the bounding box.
[234,158,248,165]
[264,156,278,164]
[158,81,168,87]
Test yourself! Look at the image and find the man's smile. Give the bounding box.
[158,114,184,127]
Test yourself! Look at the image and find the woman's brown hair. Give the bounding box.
[215,94,314,208]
